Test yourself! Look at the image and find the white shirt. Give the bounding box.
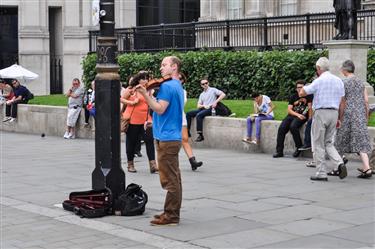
[256,95,274,117]
[198,87,224,106]
[304,71,344,110]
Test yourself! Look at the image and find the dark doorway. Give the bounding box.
[0,7,18,69]
[49,7,63,94]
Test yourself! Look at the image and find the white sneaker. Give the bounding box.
[63,131,69,139]
[2,117,11,122]
[68,133,75,139]
[8,118,16,123]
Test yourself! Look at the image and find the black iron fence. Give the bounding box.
[89,10,375,53]
[50,56,63,94]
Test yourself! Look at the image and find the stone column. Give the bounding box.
[324,40,375,103]
[200,0,211,20]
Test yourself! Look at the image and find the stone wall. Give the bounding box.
[2,104,375,157]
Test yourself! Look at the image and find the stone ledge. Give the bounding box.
[1,104,374,157]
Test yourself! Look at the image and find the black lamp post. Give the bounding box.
[92,0,125,199]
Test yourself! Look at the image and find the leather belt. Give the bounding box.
[316,108,337,110]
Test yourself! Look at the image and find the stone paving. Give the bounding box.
[1,131,374,249]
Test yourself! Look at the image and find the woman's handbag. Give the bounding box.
[121,106,135,133]
[121,116,130,133]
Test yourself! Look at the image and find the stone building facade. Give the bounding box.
[0,0,374,95]
[0,0,136,95]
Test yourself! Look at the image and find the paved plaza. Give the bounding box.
[1,131,374,249]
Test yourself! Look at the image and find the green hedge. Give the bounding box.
[82,49,375,101]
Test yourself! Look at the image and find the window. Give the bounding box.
[227,0,243,20]
[280,0,297,16]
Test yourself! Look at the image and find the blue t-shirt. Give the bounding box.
[152,79,184,141]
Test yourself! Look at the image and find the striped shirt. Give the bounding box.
[304,71,344,110]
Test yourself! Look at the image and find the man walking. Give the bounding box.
[299,57,347,181]
[136,56,184,226]
[186,79,226,142]
[273,80,312,158]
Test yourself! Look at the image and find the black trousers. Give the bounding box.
[126,124,155,162]
[276,115,307,153]
[5,99,26,118]
[84,108,90,123]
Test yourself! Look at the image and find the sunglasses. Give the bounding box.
[201,82,208,86]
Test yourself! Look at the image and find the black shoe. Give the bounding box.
[134,151,142,157]
[293,149,301,158]
[273,152,284,158]
[189,156,203,171]
[338,163,347,179]
[195,134,204,142]
[298,145,311,151]
[310,176,328,181]
[342,156,348,165]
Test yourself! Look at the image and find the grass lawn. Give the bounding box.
[30,95,375,126]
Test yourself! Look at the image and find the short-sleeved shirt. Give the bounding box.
[255,95,274,117]
[303,71,344,110]
[152,79,184,141]
[288,93,313,117]
[14,85,28,99]
[198,87,224,106]
[68,87,84,108]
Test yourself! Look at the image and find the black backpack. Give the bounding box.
[113,183,148,216]
[216,102,232,116]
[24,88,34,103]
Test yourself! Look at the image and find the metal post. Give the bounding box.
[92,0,125,200]
[263,18,269,50]
[304,13,313,50]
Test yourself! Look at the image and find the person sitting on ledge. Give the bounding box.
[186,78,226,142]
[242,92,275,145]
[4,79,33,123]
[273,80,313,158]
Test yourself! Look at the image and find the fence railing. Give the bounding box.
[89,9,375,53]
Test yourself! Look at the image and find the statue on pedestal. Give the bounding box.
[333,0,361,40]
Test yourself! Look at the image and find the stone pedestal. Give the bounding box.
[324,40,375,103]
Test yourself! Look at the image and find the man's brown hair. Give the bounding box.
[168,56,181,72]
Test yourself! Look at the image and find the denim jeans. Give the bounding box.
[246,114,274,140]
[186,108,212,133]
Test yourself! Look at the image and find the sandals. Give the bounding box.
[357,169,372,179]
[242,138,252,144]
[328,169,340,176]
[242,138,258,145]
[306,161,316,168]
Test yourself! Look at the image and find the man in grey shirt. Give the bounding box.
[186,79,226,142]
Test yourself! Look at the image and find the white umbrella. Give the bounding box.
[0,64,39,82]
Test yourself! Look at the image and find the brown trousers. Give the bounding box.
[155,140,182,221]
